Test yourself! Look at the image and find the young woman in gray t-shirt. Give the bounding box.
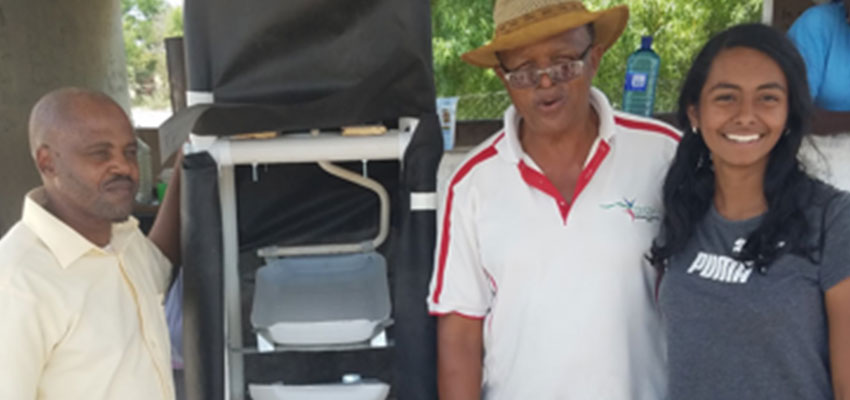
[649,24,850,400]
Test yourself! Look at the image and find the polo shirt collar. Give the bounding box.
[497,87,617,165]
[22,188,140,269]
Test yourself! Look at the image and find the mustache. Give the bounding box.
[102,175,136,187]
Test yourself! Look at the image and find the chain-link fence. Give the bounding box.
[452,78,684,123]
[455,91,512,121]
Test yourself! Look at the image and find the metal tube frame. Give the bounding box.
[219,165,245,400]
[199,117,420,400]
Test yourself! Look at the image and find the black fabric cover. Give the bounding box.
[162,0,436,137]
[234,161,399,251]
[392,113,442,399]
[181,153,224,400]
[176,1,441,398]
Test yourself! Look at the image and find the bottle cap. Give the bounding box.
[641,36,653,49]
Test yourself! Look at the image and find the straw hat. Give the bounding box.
[462,0,629,68]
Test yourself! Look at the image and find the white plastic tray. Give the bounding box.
[264,319,378,345]
[250,252,392,346]
[248,381,390,400]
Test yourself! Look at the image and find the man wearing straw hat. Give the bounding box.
[427,0,681,398]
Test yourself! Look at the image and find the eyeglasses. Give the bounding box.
[500,44,593,89]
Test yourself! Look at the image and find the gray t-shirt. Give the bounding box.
[659,190,850,400]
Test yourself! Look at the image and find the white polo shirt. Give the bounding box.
[428,88,680,400]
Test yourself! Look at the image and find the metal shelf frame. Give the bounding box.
[186,118,419,400]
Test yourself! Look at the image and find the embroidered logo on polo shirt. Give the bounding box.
[600,197,661,222]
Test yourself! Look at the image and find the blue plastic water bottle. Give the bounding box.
[622,36,661,117]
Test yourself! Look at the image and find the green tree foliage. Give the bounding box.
[165,6,184,38]
[431,0,500,96]
[594,0,763,112]
[122,0,184,108]
[431,0,508,119]
[432,0,763,119]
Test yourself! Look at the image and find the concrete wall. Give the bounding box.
[0,0,129,233]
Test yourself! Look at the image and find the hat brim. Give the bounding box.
[461,5,629,68]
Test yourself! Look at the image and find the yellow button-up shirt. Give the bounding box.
[0,188,175,400]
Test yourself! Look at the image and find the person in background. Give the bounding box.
[0,87,182,400]
[788,0,850,111]
[651,23,850,400]
[427,0,681,398]
[165,269,185,400]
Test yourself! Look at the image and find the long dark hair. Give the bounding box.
[649,23,823,272]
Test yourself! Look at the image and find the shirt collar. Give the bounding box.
[497,87,617,165]
[22,188,140,269]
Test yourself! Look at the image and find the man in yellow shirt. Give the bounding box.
[0,88,181,400]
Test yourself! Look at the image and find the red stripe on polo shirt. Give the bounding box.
[432,133,505,305]
[517,140,611,224]
[573,140,610,207]
[428,310,487,321]
[614,115,681,142]
[482,267,499,294]
[518,161,567,220]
